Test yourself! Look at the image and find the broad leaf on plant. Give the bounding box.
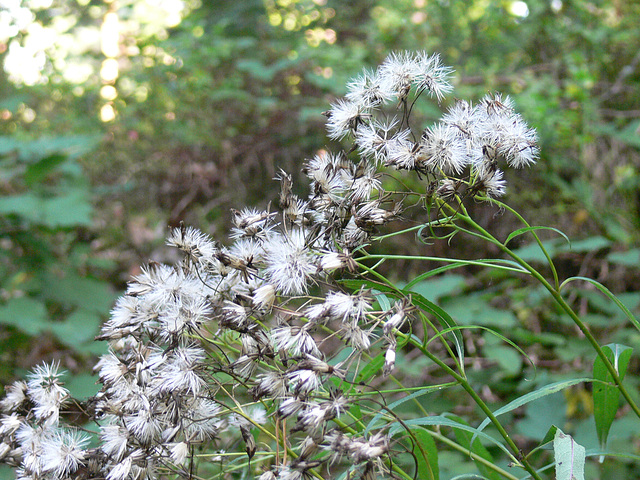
[553,428,585,480]
[593,343,632,457]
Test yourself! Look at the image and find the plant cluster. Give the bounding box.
[1,51,637,480]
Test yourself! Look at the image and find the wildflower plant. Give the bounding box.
[2,51,639,480]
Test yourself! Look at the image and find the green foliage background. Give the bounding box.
[1,0,639,478]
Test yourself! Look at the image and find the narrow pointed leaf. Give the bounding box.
[366,384,451,434]
[389,416,514,459]
[407,291,465,372]
[445,414,501,480]
[528,425,559,457]
[560,277,640,332]
[472,378,592,447]
[505,225,570,247]
[449,476,491,480]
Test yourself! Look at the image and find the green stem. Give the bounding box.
[430,429,520,480]
[355,260,462,370]
[456,210,640,421]
[353,259,542,476]
[398,331,544,480]
[358,253,529,274]
[486,197,561,290]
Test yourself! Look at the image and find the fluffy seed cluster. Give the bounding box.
[0,51,538,480]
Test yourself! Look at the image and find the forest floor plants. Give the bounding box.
[1,51,638,480]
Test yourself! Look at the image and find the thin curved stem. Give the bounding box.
[394,330,544,480]
[483,197,561,290]
[455,209,640,421]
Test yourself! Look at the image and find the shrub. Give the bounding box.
[1,51,637,480]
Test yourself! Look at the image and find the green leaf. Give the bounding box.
[0,193,42,222]
[441,293,517,328]
[445,414,501,480]
[484,345,522,377]
[65,373,100,399]
[554,428,585,480]
[404,264,467,289]
[41,189,93,227]
[0,135,99,162]
[473,378,592,446]
[558,236,611,253]
[0,190,92,227]
[0,297,49,336]
[406,275,466,301]
[372,289,391,311]
[505,226,570,248]
[366,385,451,434]
[408,292,465,373]
[388,416,514,460]
[593,343,632,451]
[449,476,491,480]
[528,425,560,457]
[339,278,400,297]
[355,353,385,383]
[511,238,562,263]
[607,248,640,267]
[411,427,439,480]
[42,270,116,314]
[24,154,67,186]
[48,309,102,349]
[560,277,640,333]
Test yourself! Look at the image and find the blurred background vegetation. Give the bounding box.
[1,0,639,478]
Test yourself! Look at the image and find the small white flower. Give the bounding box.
[341,322,372,351]
[155,345,205,396]
[183,398,223,442]
[413,51,454,101]
[100,424,129,462]
[278,397,305,418]
[258,470,277,480]
[343,161,382,203]
[325,99,371,140]
[272,326,320,357]
[378,51,419,101]
[169,441,190,465]
[159,295,212,339]
[41,428,89,477]
[386,132,419,170]
[278,465,304,480]
[355,118,400,164]
[472,162,507,199]
[251,372,288,400]
[96,351,129,387]
[166,225,217,260]
[349,432,389,463]
[107,455,133,480]
[383,345,396,376]
[230,207,277,240]
[0,381,27,413]
[264,229,316,296]
[124,406,162,443]
[346,68,390,108]
[232,354,259,378]
[420,123,470,174]
[497,116,539,168]
[26,363,68,425]
[252,283,277,310]
[232,405,267,427]
[339,217,369,250]
[287,369,323,395]
[0,413,22,436]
